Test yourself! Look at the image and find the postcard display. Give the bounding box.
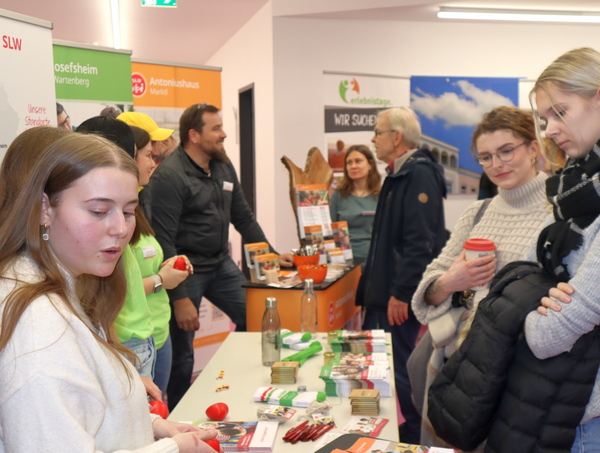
[296,184,353,263]
[244,242,282,284]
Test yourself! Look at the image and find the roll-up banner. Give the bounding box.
[53,40,133,129]
[130,59,221,141]
[0,9,54,161]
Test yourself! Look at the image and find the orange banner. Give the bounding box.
[131,61,221,109]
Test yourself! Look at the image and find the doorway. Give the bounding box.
[239,83,255,279]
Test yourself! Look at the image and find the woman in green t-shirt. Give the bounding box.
[130,125,192,395]
[77,117,191,398]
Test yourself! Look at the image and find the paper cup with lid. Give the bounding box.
[463,238,496,290]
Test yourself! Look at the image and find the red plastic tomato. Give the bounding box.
[205,402,229,421]
[204,438,220,452]
[174,257,187,271]
[149,400,169,419]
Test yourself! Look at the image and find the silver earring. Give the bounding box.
[41,223,49,241]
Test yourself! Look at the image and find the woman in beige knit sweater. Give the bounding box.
[410,106,553,449]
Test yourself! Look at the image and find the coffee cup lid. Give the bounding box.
[464,238,496,251]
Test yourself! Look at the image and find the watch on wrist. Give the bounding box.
[451,289,475,309]
[151,274,163,293]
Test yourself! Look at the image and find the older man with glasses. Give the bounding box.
[356,106,447,444]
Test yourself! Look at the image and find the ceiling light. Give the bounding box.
[438,7,600,24]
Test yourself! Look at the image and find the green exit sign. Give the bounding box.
[141,0,176,7]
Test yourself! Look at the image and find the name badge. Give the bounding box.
[223,181,234,192]
[362,211,376,216]
[142,245,157,259]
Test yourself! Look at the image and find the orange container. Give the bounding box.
[293,254,320,267]
[297,264,327,284]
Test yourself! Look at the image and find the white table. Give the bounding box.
[169,332,399,451]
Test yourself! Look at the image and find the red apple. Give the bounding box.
[204,438,220,452]
[205,402,229,421]
[174,257,187,271]
[149,400,169,419]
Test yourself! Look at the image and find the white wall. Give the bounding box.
[205,3,276,267]
[271,16,600,254]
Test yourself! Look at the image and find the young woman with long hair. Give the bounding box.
[0,132,217,452]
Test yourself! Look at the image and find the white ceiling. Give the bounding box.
[1,0,600,65]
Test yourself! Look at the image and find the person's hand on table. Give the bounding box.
[153,419,223,452]
[278,253,294,267]
[538,282,574,316]
[388,296,409,326]
[173,297,200,331]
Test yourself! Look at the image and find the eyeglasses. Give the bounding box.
[58,115,71,129]
[373,129,398,137]
[190,103,208,132]
[476,142,527,168]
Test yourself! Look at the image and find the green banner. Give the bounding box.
[53,45,133,103]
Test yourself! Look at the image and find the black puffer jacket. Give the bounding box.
[428,261,600,452]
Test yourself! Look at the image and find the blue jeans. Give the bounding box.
[363,308,422,445]
[167,256,246,411]
[572,417,600,453]
[154,335,172,397]
[123,335,156,379]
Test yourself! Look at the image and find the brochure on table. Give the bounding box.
[187,420,278,452]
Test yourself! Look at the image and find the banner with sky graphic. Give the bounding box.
[410,76,519,193]
[323,72,409,173]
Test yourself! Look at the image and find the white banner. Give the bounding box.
[0,9,55,162]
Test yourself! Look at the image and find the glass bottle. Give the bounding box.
[300,278,318,337]
[261,297,281,366]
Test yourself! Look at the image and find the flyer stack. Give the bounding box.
[327,329,387,353]
[319,363,392,397]
[328,352,390,366]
